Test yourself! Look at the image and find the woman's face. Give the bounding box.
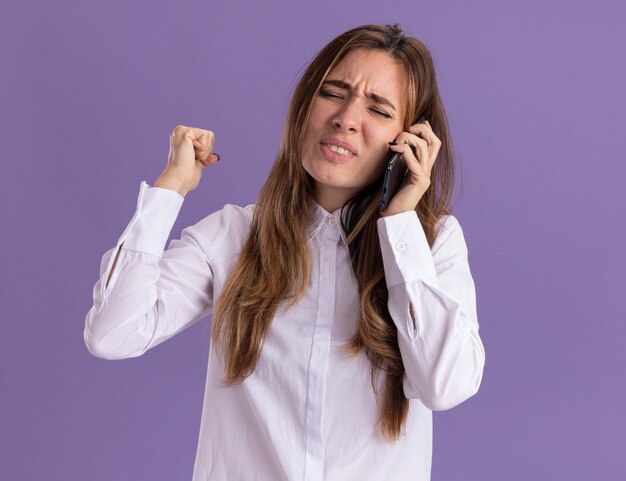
[301,48,407,212]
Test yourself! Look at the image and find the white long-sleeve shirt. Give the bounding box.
[84,181,485,481]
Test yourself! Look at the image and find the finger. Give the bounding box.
[394,132,430,167]
[408,124,436,147]
[196,157,209,167]
[408,123,441,169]
[189,128,214,143]
[388,142,427,179]
[195,130,214,151]
[191,130,216,162]
[172,126,217,165]
[196,152,220,166]
[192,138,204,151]
[192,138,209,156]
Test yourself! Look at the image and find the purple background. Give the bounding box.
[2,0,625,479]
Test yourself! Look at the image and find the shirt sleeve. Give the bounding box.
[377,210,486,411]
[84,181,214,360]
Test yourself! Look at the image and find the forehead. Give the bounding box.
[326,48,407,102]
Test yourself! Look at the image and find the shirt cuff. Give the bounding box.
[116,181,184,257]
[376,210,437,288]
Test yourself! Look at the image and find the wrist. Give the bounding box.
[381,207,414,217]
[154,172,190,198]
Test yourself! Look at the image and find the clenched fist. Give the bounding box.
[155,125,220,197]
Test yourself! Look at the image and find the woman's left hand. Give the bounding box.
[381,120,442,217]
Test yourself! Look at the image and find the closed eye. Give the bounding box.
[319,90,392,118]
[371,109,391,118]
[319,89,342,99]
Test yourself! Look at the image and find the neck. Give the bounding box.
[314,185,355,214]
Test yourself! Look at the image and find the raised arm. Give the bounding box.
[84,181,214,360]
[85,125,221,359]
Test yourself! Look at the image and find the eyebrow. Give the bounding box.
[321,79,397,112]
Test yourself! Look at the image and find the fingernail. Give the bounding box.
[388,141,397,145]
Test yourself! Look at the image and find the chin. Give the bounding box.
[308,165,353,189]
[304,155,376,200]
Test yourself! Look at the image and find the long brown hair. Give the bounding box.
[212,24,456,441]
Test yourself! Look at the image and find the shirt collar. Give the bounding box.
[308,201,348,245]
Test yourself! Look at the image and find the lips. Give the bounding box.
[319,136,357,155]
[318,143,354,164]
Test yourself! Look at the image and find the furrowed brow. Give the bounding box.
[321,79,396,112]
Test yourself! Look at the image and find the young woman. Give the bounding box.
[85,23,485,481]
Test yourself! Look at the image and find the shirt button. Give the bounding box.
[396,242,407,251]
[328,218,337,227]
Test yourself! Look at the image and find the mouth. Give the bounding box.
[319,136,357,156]
[319,142,355,163]
[321,142,354,155]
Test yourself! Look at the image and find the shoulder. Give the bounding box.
[181,204,256,260]
[194,203,255,231]
[431,214,468,256]
[435,214,461,235]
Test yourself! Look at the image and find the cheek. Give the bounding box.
[303,114,322,148]
[307,109,326,137]
[366,130,394,163]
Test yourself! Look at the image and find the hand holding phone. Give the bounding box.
[378,115,427,212]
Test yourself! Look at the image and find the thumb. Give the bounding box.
[197,152,220,166]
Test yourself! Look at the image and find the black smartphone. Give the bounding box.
[379,115,427,212]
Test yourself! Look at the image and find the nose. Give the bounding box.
[331,99,360,133]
